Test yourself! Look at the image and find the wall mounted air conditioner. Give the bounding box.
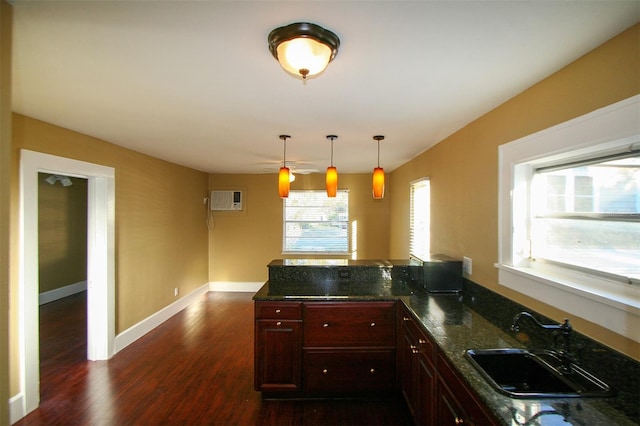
[210,190,243,211]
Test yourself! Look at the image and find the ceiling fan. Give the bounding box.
[261,161,320,175]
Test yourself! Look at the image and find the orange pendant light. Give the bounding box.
[325,135,338,197]
[278,135,291,198]
[372,135,385,199]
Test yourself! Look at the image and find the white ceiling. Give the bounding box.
[11,1,640,174]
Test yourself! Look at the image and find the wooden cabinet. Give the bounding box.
[399,305,436,425]
[255,300,396,395]
[254,302,302,392]
[255,299,497,425]
[436,352,497,426]
[303,302,396,393]
[400,304,496,426]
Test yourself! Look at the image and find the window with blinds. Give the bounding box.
[410,178,430,261]
[283,190,349,254]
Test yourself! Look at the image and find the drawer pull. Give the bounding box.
[369,368,375,374]
[323,323,329,328]
[403,317,410,321]
[323,369,328,374]
[418,339,426,344]
[454,417,464,425]
[370,322,376,327]
[276,321,282,326]
[275,309,281,313]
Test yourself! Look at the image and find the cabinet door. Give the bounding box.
[437,380,468,426]
[255,319,302,392]
[436,353,497,426]
[417,354,436,426]
[399,324,419,418]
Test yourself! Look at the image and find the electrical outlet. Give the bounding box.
[462,256,472,275]
[174,288,179,297]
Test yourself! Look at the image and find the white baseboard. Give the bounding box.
[9,392,25,425]
[209,281,263,292]
[114,283,210,353]
[39,281,87,305]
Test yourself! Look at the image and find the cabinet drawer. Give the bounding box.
[304,302,395,347]
[255,301,302,320]
[303,349,396,392]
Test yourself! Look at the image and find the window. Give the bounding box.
[283,190,349,254]
[498,95,640,343]
[410,178,430,261]
[532,155,639,280]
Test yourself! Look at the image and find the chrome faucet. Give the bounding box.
[511,311,575,371]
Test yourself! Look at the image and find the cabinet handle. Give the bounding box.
[275,309,281,313]
[369,368,375,374]
[410,345,417,349]
[323,323,329,328]
[419,339,426,344]
[323,369,328,374]
[454,417,464,425]
[403,317,410,321]
[370,322,376,327]
[276,321,282,326]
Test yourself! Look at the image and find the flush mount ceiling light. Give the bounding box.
[279,135,292,198]
[325,135,338,197]
[372,135,385,199]
[268,22,340,80]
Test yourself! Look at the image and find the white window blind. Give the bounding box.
[410,178,430,261]
[283,190,349,254]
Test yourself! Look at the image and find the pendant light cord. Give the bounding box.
[331,138,334,166]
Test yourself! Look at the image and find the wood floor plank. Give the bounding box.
[16,291,412,425]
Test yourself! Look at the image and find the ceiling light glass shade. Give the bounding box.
[372,167,385,199]
[277,38,332,78]
[279,167,290,198]
[326,166,338,197]
[268,22,340,80]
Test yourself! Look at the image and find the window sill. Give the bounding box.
[496,263,640,343]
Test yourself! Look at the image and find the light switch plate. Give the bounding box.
[463,256,472,275]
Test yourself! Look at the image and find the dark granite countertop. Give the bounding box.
[267,259,418,267]
[253,280,637,426]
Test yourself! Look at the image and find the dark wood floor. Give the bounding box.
[17,291,412,425]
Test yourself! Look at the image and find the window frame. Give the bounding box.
[282,189,349,255]
[497,95,640,343]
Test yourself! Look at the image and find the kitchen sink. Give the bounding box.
[464,348,614,399]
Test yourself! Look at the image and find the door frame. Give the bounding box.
[18,149,115,415]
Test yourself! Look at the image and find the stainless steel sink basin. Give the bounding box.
[465,348,614,399]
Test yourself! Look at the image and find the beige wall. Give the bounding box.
[38,174,88,293]
[208,173,390,283]
[389,24,640,359]
[1,1,11,424]
[10,114,210,394]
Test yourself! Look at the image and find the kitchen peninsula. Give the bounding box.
[253,259,639,426]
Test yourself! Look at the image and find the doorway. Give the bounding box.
[18,150,115,418]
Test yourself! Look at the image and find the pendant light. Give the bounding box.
[372,135,385,199]
[268,22,340,81]
[326,135,338,197]
[278,135,291,198]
